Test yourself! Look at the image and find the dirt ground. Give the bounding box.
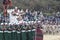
[44,34,60,40]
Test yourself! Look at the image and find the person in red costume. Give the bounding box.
[34,24,43,40]
[3,0,12,17]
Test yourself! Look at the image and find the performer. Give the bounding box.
[34,25,43,40]
[3,0,12,17]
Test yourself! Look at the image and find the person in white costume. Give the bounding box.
[12,7,20,15]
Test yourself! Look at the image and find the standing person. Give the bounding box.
[3,0,12,17]
[34,25,43,40]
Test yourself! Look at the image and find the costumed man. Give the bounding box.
[12,7,20,16]
[34,24,43,40]
[3,0,12,17]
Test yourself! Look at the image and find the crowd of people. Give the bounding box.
[0,7,60,24]
[0,7,60,34]
[10,7,44,21]
[9,7,60,25]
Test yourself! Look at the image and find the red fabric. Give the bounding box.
[3,0,12,16]
[3,0,12,6]
[9,0,12,6]
[3,10,7,17]
[35,28,43,40]
[35,37,43,40]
